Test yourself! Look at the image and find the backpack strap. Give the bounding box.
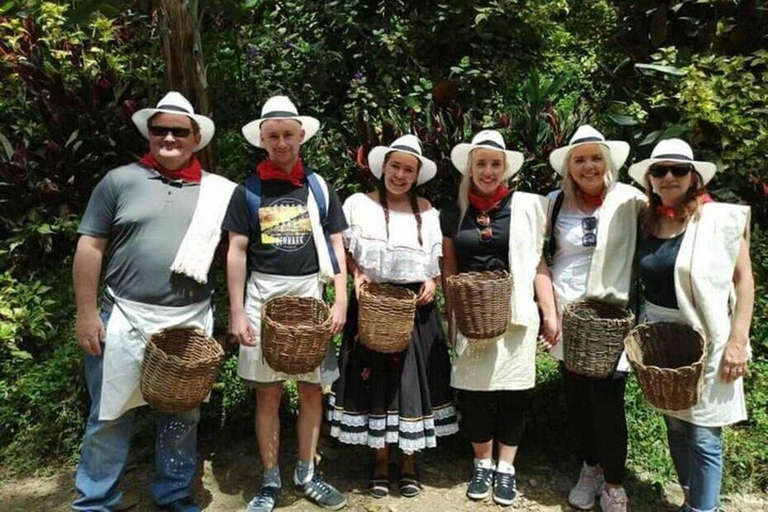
[547,190,565,261]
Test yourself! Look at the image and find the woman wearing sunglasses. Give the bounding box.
[630,139,753,512]
[441,130,558,507]
[328,135,458,500]
[545,125,646,512]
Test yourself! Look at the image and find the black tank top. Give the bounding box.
[637,232,685,309]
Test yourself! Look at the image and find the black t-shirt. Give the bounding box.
[636,232,685,309]
[439,194,512,273]
[222,179,347,276]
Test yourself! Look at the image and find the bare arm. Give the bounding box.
[227,232,254,346]
[329,233,348,335]
[73,235,108,356]
[534,256,560,347]
[721,236,754,382]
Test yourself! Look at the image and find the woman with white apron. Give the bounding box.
[630,139,753,512]
[441,130,558,507]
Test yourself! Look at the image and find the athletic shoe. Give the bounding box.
[295,473,347,510]
[466,466,494,500]
[600,486,629,512]
[493,471,517,506]
[246,486,280,512]
[568,464,604,510]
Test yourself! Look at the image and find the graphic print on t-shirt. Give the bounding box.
[259,197,311,252]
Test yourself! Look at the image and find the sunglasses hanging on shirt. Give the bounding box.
[476,212,493,243]
[582,216,597,247]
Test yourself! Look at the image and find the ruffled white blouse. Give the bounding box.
[342,193,442,283]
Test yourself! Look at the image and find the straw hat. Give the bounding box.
[549,125,630,178]
[132,91,215,151]
[242,95,320,148]
[450,130,525,179]
[367,134,437,186]
[628,138,717,187]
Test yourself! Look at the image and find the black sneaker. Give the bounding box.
[295,473,347,510]
[466,466,494,500]
[246,486,280,512]
[493,471,517,506]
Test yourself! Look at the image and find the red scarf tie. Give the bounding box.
[656,193,715,219]
[579,188,605,208]
[139,153,202,183]
[256,158,305,186]
[468,184,510,212]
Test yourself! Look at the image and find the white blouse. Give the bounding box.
[342,193,442,283]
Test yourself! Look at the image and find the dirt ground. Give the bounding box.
[1,427,766,512]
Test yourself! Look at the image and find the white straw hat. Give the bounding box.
[549,125,630,178]
[450,130,525,179]
[628,138,717,188]
[368,134,437,186]
[242,95,320,148]
[131,91,215,151]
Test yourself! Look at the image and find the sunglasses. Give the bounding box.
[582,216,597,247]
[649,164,693,179]
[149,126,194,138]
[476,212,493,243]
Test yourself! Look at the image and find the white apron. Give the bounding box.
[100,290,213,421]
[643,301,747,427]
[237,271,339,387]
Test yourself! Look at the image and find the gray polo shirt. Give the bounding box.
[78,163,214,310]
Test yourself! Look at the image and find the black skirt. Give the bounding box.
[328,283,459,453]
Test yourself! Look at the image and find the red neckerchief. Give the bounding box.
[579,188,605,208]
[468,184,510,212]
[139,153,202,183]
[656,193,715,219]
[257,158,304,186]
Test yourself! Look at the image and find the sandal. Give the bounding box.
[368,474,390,499]
[398,471,421,498]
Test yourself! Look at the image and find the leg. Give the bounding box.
[458,390,496,501]
[73,349,136,512]
[686,421,723,512]
[590,371,628,487]
[256,384,283,474]
[296,382,323,467]
[150,408,201,507]
[664,415,692,500]
[561,363,599,467]
[495,390,527,465]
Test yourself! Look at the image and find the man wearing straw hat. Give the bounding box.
[224,95,348,511]
[72,91,235,512]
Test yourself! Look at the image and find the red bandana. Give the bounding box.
[468,184,510,212]
[139,153,202,183]
[656,193,715,219]
[256,158,304,186]
[579,188,605,208]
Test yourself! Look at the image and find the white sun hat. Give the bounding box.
[450,129,525,179]
[241,95,320,148]
[549,124,630,178]
[368,134,437,186]
[628,138,717,188]
[131,91,215,151]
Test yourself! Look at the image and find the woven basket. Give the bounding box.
[261,296,332,374]
[562,300,635,378]
[358,283,417,353]
[447,270,512,340]
[625,322,706,411]
[140,327,224,413]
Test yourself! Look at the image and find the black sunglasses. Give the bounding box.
[649,164,693,179]
[582,216,597,247]
[149,126,193,138]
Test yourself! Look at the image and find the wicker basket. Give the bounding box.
[562,300,635,378]
[261,296,332,374]
[446,270,512,340]
[625,322,706,411]
[358,283,417,353]
[140,327,224,413]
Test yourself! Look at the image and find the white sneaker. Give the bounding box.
[600,486,628,512]
[568,464,604,510]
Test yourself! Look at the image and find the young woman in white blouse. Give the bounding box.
[328,135,458,499]
[545,125,646,512]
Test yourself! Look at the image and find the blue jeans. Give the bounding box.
[664,416,723,512]
[72,312,201,511]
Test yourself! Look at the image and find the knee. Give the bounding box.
[257,386,283,412]
[297,382,322,405]
[690,426,723,458]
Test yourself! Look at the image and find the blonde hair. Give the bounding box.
[457,148,508,222]
[559,143,616,210]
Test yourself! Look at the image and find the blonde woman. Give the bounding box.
[631,139,753,512]
[441,130,558,507]
[545,125,646,512]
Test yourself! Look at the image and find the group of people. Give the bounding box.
[72,91,753,512]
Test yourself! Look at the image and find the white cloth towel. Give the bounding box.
[170,171,237,284]
[99,289,213,420]
[306,174,336,284]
